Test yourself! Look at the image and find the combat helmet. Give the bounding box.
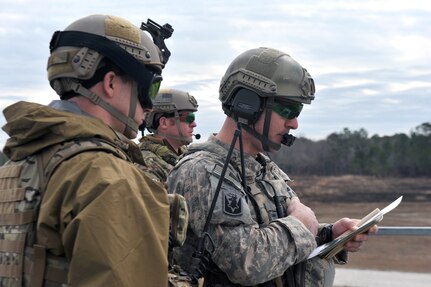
[146,88,198,131]
[145,88,198,144]
[219,47,315,150]
[47,14,173,138]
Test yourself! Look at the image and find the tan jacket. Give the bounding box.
[2,101,169,286]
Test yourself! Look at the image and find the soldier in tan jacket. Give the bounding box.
[1,14,173,286]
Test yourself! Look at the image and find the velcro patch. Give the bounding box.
[47,51,69,67]
[223,192,242,216]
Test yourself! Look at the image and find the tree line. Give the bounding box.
[2,122,430,176]
[271,122,431,177]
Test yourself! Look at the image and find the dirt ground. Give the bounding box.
[288,175,431,273]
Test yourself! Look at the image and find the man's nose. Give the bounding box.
[286,117,298,130]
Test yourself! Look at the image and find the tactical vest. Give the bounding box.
[0,138,128,286]
[139,135,185,183]
[178,142,303,287]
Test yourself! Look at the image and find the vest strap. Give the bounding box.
[0,188,25,202]
[24,247,69,284]
[32,244,47,287]
[0,239,23,252]
[0,165,21,179]
[0,264,21,278]
[0,210,35,225]
[0,238,25,285]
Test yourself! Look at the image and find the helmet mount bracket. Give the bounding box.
[140,19,174,65]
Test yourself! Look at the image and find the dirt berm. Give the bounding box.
[288,175,431,273]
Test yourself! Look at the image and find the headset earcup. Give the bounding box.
[230,89,262,124]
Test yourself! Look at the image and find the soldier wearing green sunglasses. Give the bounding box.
[1,15,174,286]
[167,47,378,287]
[139,88,199,183]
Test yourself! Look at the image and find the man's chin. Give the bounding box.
[273,136,283,145]
[266,146,281,153]
[265,137,283,152]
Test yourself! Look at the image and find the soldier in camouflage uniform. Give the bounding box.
[1,15,173,286]
[136,89,198,286]
[167,47,377,286]
[139,88,199,182]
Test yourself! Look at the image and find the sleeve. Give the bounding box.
[304,256,336,286]
[38,152,170,287]
[167,156,316,285]
[316,223,348,264]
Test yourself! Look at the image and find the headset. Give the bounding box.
[228,88,263,125]
[227,88,296,147]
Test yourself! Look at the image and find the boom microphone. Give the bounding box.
[281,134,296,147]
[193,134,201,140]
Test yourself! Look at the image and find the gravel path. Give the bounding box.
[334,268,431,287]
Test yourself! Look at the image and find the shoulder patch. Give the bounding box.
[223,191,242,216]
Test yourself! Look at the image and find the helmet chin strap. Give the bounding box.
[261,97,275,152]
[123,81,139,138]
[69,81,140,138]
[241,125,281,152]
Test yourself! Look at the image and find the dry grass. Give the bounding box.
[288,175,431,273]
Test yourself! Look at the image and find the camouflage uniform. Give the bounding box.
[139,134,186,182]
[167,136,342,286]
[1,101,170,286]
[139,88,198,183]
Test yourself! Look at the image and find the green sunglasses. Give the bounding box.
[137,75,162,109]
[273,102,303,120]
[149,77,162,100]
[179,112,196,124]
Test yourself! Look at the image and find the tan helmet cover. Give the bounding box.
[47,14,164,96]
[145,88,198,131]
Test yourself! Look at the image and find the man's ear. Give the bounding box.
[103,71,116,98]
[158,116,169,129]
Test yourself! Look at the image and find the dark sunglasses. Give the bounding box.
[178,112,196,124]
[273,102,303,120]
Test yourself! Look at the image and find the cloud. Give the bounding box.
[1,0,430,148]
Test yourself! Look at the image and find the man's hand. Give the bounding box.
[332,218,379,252]
[287,197,319,236]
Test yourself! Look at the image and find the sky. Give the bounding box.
[1,0,430,149]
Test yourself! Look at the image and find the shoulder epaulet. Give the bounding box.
[206,164,243,192]
[39,138,128,191]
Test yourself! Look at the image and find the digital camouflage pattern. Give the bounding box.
[1,101,170,286]
[167,135,338,286]
[139,134,186,182]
